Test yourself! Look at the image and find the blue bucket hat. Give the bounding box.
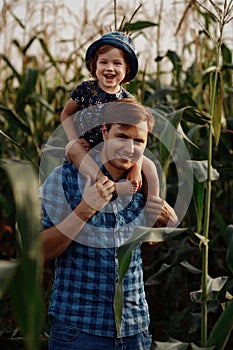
[85,32,138,81]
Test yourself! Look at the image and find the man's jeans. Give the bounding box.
[49,318,152,350]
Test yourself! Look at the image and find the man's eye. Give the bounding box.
[116,136,127,141]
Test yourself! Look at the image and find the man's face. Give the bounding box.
[101,122,148,179]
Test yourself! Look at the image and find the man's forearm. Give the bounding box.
[41,200,96,261]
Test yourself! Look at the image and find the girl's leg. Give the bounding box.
[141,156,160,198]
[115,156,159,197]
[67,140,104,181]
[115,179,139,196]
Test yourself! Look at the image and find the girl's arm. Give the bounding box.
[141,156,160,197]
[61,98,80,141]
[126,156,143,189]
[61,98,104,181]
[66,140,103,181]
[127,156,160,197]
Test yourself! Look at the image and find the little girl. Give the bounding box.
[61,31,159,197]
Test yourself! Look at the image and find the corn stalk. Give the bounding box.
[194,0,233,346]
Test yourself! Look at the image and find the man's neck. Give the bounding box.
[101,162,127,182]
[99,152,127,181]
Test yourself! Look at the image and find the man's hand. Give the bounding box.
[146,195,178,228]
[82,175,115,212]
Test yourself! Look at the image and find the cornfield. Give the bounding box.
[0,0,233,349]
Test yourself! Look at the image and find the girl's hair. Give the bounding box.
[103,98,155,134]
[87,45,131,84]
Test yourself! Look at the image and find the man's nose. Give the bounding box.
[125,139,134,154]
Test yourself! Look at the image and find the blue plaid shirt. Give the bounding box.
[41,156,150,337]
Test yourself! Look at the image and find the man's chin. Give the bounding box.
[114,158,134,169]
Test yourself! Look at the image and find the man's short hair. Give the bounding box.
[103,98,154,133]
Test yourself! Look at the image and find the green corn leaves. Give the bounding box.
[0,160,43,350]
[121,20,158,32]
[0,260,18,299]
[152,338,215,349]
[210,69,224,146]
[114,226,186,336]
[226,225,233,273]
[206,299,233,350]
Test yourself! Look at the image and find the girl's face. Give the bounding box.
[95,47,127,94]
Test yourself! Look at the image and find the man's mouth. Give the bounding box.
[117,151,135,162]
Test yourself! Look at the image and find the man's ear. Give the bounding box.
[102,124,108,140]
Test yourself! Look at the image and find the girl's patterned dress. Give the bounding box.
[70,80,132,147]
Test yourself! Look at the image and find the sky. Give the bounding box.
[66,1,233,71]
[0,0,190,70]
[0,0,232,74]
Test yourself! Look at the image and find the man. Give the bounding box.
[41,99,177,350]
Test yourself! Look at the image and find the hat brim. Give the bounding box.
[85,37,138,81]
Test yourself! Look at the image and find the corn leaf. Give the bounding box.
[226,225,233,273]
[190,276,228,303]
[151,106,178,179]
[0,260,18,298]
[187,160,219,183]
[193,179,205,233]
[121,20,158,32]
[39,37,63,78]
[29,93,55,113]
[166,50,182,79]
[152,105,211,180]
[152,338,215,349]
[0,159,43,350]
[23,35,38,55]
[151,105,199,180]
[114,226,186,336]
[181,106,211,125]
[152,338,189,349]
[207,299,233,350]
[210,70,223,146]
[0,130,39,168]
[0,104,30,132]
[0,54,21,82]
[15,68,40,111]
[9,9,25,29]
